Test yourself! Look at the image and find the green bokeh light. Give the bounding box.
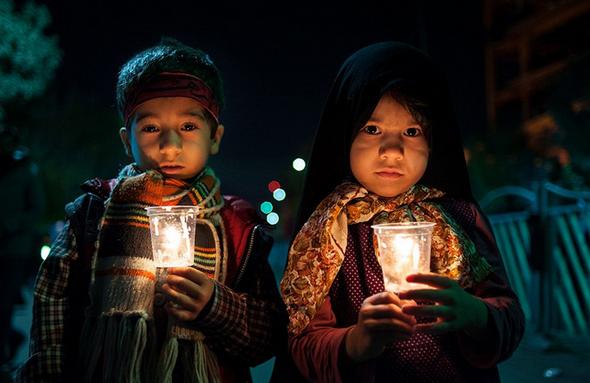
[260,201,273,214]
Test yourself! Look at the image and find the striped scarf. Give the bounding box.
[80,164,225,383]
[281,182,493,336]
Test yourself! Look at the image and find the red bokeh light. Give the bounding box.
[268,180,281,193]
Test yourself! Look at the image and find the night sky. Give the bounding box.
[31,1,486,232]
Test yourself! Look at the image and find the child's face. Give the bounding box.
[119,97,224,179]
[350,93,429,197]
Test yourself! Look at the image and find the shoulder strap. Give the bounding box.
[60,192,106,373]
[65,192,106,270]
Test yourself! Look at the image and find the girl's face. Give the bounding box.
[350,93,429,197]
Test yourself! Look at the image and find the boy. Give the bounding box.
[17,38,285,382]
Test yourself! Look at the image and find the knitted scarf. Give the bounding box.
[281,182,493,336]
[80,164,225,383]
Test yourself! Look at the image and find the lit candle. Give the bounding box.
[372,222,435,293]
[146,206,199,267]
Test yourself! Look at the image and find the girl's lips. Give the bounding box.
[376,171,403,178]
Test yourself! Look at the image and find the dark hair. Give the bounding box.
[116,38,224,135]
[385,83,432,145]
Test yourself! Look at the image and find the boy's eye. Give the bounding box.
[141,125,159,133]
[404,127,423,137]
[362,125,380,135]
[182,123,198,131]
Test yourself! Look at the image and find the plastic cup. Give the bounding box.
[371,222,435,293]
[145,206,199,267]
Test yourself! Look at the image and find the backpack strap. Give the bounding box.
[65,192,106,270]
[62,191,107,371]
[65,177,114,266]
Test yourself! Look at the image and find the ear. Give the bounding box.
[210,124,224,155]
[119,127,132,157]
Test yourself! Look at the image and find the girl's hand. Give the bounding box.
[399,273,489,340]
[161,267,215,321]
[346,292,416,362]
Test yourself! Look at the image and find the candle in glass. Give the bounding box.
[371,222,435,293]
[146,206,199,267]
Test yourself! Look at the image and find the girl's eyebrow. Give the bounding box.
[366,116,419,125]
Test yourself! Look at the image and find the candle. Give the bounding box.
[146,206,199,267]
[371,222,435,293]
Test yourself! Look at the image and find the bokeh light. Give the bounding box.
[273,188,286,201]
[268,180,281,193]
[293,158,306,171]
[40,245,51,260]
[260,201,273,214]
[266,212,279,225]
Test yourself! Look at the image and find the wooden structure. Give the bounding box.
[484,0,590,131]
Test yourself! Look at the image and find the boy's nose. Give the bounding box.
[379,135,403,160]
[160,130,182,156]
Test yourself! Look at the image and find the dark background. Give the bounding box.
[7,0,487,238]
[4,3,590,382]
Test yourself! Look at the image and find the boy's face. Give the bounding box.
[120,97,224,180]
[350,93,429,197]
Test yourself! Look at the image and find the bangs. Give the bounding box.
[386,84,432,144]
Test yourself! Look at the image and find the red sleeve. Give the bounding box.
[456,204,526,368]
[289,296,356,383]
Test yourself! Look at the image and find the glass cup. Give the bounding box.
[146,206,199,267]
[371,222,435,293]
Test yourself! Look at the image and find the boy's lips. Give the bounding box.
[159,164,185,174]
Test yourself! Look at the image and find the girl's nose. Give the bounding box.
[159,130,182,156]
[379,135,403,160]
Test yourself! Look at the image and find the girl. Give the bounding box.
[279,42,524,382]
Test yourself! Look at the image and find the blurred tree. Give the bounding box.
[0,0,61,121]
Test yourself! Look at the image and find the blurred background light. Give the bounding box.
[40,245,51,260]
[266,212,279,225]
[260,201,273,214]
[268,180,281,193]
[292,158,306,171]
[272,188,286,201]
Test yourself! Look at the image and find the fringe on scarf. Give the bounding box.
[154,332,221,383]
[80,313,151,383]
[180,337,221,383]
[156,336,178,383]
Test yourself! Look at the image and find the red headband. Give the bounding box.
[124,72,220,125]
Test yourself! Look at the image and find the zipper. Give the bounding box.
[234,224,260,286]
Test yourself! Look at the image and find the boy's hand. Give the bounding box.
[399,273,489,340]
[161,267,215,321]
[346,292,416,362]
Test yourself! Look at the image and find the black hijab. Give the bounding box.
[295,42,473,234]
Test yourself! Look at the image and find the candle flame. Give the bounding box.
[163,226,181,248]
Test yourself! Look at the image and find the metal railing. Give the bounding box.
[480,182,590,335]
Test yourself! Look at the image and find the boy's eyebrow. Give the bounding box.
[134,111,156,123]
[134,109,207,123]
[181,109,207,119]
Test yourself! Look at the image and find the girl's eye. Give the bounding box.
[362,125,380,135]
[141,125,159,133]
[404,127,423,137]
[182,123,197,131]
